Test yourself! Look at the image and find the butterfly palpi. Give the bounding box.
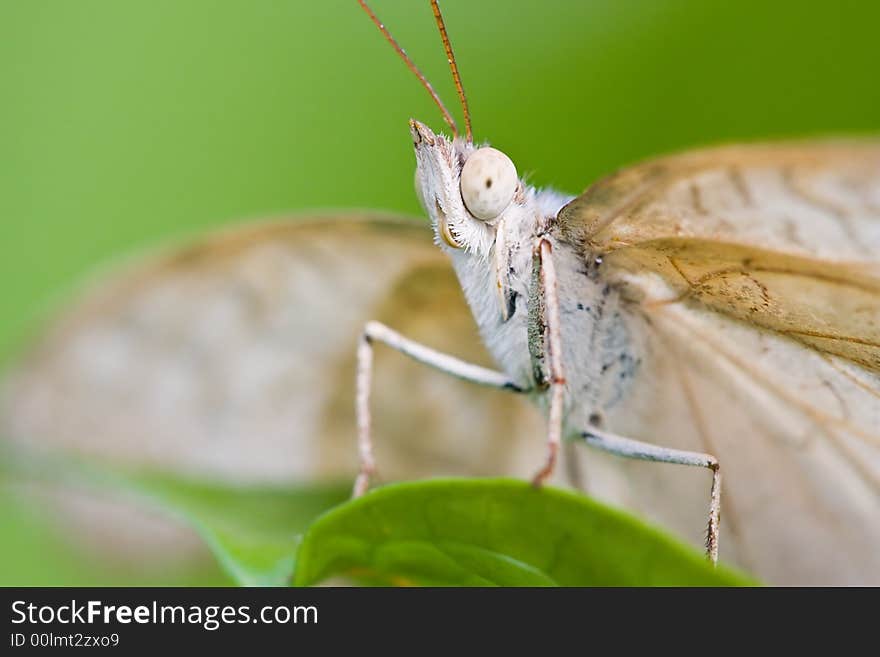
[2,1,879,585]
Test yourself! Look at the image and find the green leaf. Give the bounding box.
[114,471,349,586]
[0,482,229,586]
[1,451,349,586]
[294,478,754,586]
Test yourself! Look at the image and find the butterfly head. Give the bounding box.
[360,2,533,258]
[412,119,524,258]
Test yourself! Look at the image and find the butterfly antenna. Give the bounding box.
[357,0,459,138]
[430,0,472,142]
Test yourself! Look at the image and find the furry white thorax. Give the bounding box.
[412,121,646,434]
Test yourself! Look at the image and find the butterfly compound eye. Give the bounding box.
[460,147,517,221]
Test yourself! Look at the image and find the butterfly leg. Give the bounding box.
[354,320,525,497]
[529,238,567,488]
[579,427,722,563]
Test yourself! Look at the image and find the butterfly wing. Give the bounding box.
[0,214,544,558]
[558,141,880,584]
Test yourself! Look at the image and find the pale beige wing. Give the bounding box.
[559,140,880,259]
[560,140,880,369]
[558,141,880,584]
[0,214,545,558]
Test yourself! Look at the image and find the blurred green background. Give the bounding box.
[1,0,878,585]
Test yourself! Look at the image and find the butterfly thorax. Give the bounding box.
[446,184,649,434]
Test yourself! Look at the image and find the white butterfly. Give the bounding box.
[2,1,878,585]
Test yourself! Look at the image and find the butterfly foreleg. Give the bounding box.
[353,320,525,497]
[528,237,566,488]
[579,427,722,563]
